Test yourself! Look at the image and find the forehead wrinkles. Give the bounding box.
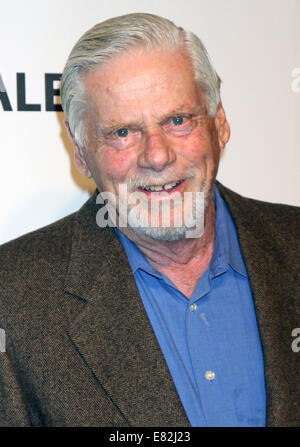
[88,78,198,123]
[89,73,177,109]
[108,70,167,95]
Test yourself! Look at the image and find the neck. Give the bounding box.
[118,197,216,297]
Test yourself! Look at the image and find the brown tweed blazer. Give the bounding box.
[0,182,299,427]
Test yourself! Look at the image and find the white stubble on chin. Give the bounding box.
[122,177,208,241]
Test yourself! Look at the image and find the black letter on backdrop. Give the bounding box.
[45,73,62,111]
[17,73,41,111]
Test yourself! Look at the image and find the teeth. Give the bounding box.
[164,182,178,190]
[144,185,163,191]
[143,181,181,192]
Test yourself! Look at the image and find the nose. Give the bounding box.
[137,130,176,172]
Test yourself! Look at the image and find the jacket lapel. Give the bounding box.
[63,192,189,426]
[217,182,300,426]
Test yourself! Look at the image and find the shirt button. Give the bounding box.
[189,303,197,311]
[205,370,215,381]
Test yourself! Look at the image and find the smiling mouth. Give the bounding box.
[138,179,185,193]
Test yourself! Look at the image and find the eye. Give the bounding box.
[105,127,141,150]
[171,116,185,126]
[116,128,129,138]
[164,115,196,136]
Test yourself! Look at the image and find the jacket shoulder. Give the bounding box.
[0,213,76,320]
[0,212,75,268]
[217,182,300,234]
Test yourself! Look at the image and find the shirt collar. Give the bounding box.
[114,184,248,279]
[211,186,248,278]
[114,227,162,278]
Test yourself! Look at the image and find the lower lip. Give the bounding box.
[138,179,186,196]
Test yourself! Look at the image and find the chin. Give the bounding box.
[128,211,206,240]
[129,225,190,242]
[126,188,209,241]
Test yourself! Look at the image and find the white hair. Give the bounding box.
[61,13,221,150]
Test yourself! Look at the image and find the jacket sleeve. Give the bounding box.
[0,351,31,426]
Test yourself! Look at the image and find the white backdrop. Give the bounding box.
[1,0,299,245]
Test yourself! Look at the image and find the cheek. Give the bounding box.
[178,128,217,164]
[95,147,136,183]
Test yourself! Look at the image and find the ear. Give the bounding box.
[64,120,92,178]
[214,102,230,149]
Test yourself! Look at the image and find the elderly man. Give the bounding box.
[0,13,299,427]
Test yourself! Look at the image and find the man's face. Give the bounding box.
[75,47,230,240]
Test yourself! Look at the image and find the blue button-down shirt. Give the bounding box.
[115,186,266,427]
